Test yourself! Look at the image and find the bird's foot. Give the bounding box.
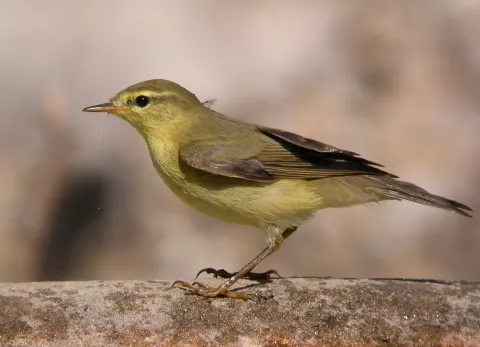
[196,268,281,281]
[171,280,249,300]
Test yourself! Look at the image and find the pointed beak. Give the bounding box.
[82,102,127,114]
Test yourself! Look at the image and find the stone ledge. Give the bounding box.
[0,278,479,346]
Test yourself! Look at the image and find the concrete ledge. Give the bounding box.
[0,278,479,346]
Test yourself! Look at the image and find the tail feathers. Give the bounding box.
[367,176,473,217]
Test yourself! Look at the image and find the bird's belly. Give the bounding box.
[171,187,260,226]
[160,168,324,229]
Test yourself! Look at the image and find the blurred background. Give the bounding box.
[0,0,479,283]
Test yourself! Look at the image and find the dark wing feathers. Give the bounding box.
[257,127,396,179]
[259,127,385,167]
[260,128,359,154]
[179,127,395,182]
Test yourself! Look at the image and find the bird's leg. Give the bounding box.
[173,226,298,300]
[195,226,297,281]
[173,245,276,300]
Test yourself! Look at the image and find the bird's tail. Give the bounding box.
[366,176,473,217]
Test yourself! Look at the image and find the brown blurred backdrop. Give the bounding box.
[0,0,479,283]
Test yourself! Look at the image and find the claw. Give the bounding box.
[260,270,282,280]
[171,279,250,300]
[171,280,191,289]
[191,281,207,289]
[196,268,221,279]
[195,267,282,280]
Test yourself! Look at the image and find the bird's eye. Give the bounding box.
[135,95,150,108]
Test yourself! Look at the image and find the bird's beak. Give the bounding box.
[82,102,127,114]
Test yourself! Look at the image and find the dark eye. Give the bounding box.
[135,95,150,107]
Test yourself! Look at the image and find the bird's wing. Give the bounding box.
[179,127,396,182]
[179,135,276,182]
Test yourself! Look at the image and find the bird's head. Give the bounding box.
[83,79,202,132]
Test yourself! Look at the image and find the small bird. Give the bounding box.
[83,79,472,300]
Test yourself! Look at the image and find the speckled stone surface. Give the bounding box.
[0,278,479,346]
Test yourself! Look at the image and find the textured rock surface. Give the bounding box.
[0,278,479,346]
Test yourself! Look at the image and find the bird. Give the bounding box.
[83,79,472,300]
